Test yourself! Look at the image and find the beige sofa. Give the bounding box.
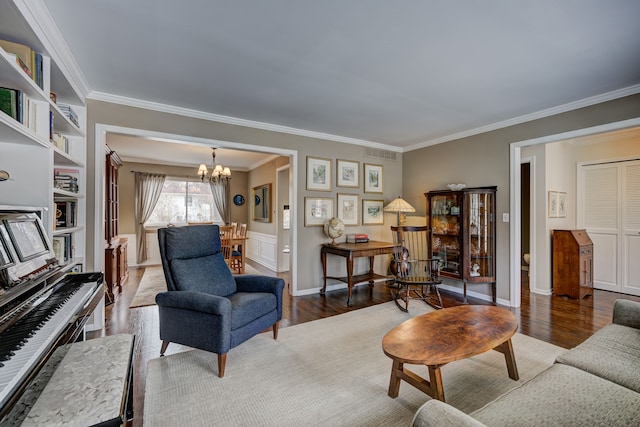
[412,299,640,426]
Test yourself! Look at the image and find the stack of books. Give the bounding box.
[0,39,44,89]
[54,168,79,193]
[54,200,77,229]
[57,104,79,128]
[51,131,70,153]
[346,233,369,243]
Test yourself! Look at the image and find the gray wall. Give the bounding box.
[402,94,640,302]
[86,99,403,293]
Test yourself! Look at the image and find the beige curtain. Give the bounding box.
[134,172,166,263]
[209,180,230,224]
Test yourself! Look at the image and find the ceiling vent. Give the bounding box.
[364,147,397,161]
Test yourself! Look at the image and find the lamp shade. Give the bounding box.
[198,164,208,175]
[383,197,416,213]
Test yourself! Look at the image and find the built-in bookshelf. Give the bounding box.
[0,1,86,272]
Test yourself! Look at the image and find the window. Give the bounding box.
[145,178,222,226]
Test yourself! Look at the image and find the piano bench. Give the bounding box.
[22,334,135,426]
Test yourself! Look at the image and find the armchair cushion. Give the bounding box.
[171,253,236,296]
[228,292,278,330]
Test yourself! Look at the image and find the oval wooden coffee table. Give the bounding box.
[382,305,519,402]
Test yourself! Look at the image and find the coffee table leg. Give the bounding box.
[388,360,403,398]
[427,365,445,401]
[495,339,519,381]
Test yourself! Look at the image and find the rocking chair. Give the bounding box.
[389,226,443,311]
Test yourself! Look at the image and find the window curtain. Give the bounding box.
[209,180,230,224]
[134,172,166,264]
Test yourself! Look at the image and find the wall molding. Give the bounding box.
[246,231,277,271]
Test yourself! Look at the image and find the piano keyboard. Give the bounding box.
[0,279,98,408]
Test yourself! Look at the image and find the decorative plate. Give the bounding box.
[233,194,245,206]
[255,195,261,205]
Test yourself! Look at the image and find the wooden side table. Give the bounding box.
[320,241,396,306]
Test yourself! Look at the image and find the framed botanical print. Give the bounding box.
[548,191,558,218]
[364,163,383,193]
[307,156,332,191]
[337,193,359,226]
[558,192,567,218]
[336,159,359,188]
[362,199,384,225]
[304,197,333,226]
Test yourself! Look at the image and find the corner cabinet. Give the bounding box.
[426,186,497,303]
[0,2,87,271]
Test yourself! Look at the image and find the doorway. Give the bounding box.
[520,161,531,293]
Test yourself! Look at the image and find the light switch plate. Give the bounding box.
[502,213,509,222]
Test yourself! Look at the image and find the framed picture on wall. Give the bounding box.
[337,193,359,226]
[364,163,383,193]
[304,197,333,226]
[557,192,567,218]
[306,156,332,191]
[362,199,385,225]
[336,159,359,188]
[548,191,558,218]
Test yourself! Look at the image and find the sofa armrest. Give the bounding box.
[412,400,486,427]
[612,299,640,329]
[155,291,231,316]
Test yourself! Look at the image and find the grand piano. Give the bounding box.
[0,209,107,423]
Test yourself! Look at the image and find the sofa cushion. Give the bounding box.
[556,323,640,393]
[472,364,640,426]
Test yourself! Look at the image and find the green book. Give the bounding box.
[0,87,17,120]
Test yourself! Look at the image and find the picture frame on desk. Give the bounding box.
[363,163,383,193]
[304,197,333,226]
[306,156,332,191]
[337,193,359,226]
[336,159,359,188]
[362,199,384,225]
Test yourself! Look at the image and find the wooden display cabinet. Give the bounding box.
[426,186,497,303]
[553,229,593,299]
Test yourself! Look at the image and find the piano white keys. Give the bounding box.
[0,282,98,408]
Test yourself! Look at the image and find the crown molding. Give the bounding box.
[404,84,640,152]
[88,91,404,152]
[15,0,91,98]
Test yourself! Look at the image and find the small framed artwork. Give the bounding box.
[362,199,385,225]
[307,156,332,191]
[336,159,359,188]
[548,191,558,218]
[304,197,333,226]
[557,192,567,218]
[337,193,359,226]
[364,163,383,193]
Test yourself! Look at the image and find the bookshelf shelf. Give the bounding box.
[52,146,84,167]
[53,188,83,198]
[0,47,47,101]
[53,225,84,236]
[0,110,49,147]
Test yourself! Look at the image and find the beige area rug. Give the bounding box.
[129,264,269,308]
[144,302,566,426]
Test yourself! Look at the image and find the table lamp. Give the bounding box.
[384,197,416,226]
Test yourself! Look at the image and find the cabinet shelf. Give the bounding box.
[0,48,47,101]
[53,225,83,236]
[0,110,49,147]
[53,146,84,167]
[53,188,83,198]
[50,100,84,137]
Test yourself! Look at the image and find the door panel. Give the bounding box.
[591,233,618,291]
[623,235,640,295]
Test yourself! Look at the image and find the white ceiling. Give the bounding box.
[43,0,640,156]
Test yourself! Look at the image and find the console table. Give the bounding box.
[321,241,395,306]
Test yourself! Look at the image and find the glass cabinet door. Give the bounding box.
[467,191,494,279]
[430,193,462,277]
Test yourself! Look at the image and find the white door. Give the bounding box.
[580,160,640,296]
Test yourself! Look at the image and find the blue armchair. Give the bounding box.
[156,225,285,377]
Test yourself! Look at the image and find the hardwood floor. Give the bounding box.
[92,262,640,427]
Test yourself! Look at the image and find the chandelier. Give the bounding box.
[198,148,231,183]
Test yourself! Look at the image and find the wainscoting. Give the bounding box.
[246,231,277,271]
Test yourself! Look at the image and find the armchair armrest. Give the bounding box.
[612,299,640,329]
[155,291,231,317]
[412,400,486,427]
[234,275,285,295]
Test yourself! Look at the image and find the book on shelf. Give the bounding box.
[0,40,44,89]
[57,103,79,128]
[52,233,72,264]
[51,132,70,153]
[346,233,369,243]
[0,87,39,131]
[0,39,32,75]
[55,200,77,229]
[54,168,80,193]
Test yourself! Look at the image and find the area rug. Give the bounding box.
[129,264,269,308]
[144,302,566,426]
